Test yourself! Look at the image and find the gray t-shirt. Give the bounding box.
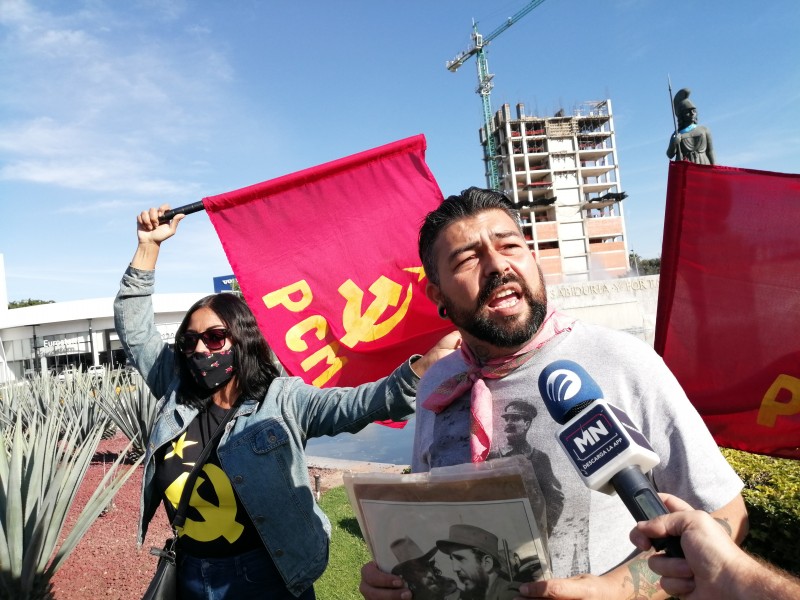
[413,320,743,577]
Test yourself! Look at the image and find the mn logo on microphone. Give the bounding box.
[572,417,612,454]
[559,404,629,477]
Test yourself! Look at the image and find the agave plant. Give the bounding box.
[92,369,158,461]
[0,379,142,599]
[0,376,47,433]
[0,380,24,431]
[0,370,110,446]
[58,370,114,443]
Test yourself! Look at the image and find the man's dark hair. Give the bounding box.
[503,400,538,421]
[174,293,280,408]
[418,187,522,285]
[469,548,500,574]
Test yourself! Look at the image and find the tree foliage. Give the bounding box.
[629,252,661,276]
[8,299,55,309]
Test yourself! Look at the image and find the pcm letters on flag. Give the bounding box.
[655,161,800,459]
[204,134,453,396]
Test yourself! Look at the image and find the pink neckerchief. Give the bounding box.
[422,309,575,462]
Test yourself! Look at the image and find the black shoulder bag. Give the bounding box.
[142,405,238,600]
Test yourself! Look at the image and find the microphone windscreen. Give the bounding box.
[538,360,604,424]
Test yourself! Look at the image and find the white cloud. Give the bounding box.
[0,0,36,24]
[137,0,189,23]
[0,0,235,195]
[0,157,198,196]
[55,198,137,214]
[0,118,202,195]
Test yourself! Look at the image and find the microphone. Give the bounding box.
[538,360,684,558]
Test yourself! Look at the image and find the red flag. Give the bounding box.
[655,161,800,459]
[203,134,453,400]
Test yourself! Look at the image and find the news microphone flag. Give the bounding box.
[538,360,683,557]
[656,161,800,459]
[203,134,454,400]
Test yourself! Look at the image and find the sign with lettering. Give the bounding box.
[548,277,658,300]
[39,334,88,357]
[213,275,238,293]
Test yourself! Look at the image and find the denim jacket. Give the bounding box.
[114,266,418,596]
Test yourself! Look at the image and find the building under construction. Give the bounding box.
[484,99,630,284]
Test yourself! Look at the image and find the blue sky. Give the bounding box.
[1,0,798,303]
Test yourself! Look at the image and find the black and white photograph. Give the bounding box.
[345,459,552,600]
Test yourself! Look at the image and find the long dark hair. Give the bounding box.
[174,293,280,409]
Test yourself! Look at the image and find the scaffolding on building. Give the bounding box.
[486,100,631,283]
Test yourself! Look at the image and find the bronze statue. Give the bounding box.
[667,88,715,165]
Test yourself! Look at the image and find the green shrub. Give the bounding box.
[722,448,800,575]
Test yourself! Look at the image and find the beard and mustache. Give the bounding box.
[441,268,548,348]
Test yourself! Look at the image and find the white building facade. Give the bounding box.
[0,254,207,382]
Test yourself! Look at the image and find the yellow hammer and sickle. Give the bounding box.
[164,464,245,543]
[338,275,413,348]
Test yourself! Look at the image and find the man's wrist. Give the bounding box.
[730,553,783,600]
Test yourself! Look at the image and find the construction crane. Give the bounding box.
[447,0,548,190]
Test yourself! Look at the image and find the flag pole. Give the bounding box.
[668,75,682,161]
[158,201,206,224]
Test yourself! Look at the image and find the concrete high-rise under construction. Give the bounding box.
[483,100,630,284]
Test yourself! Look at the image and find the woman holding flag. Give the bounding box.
[114,205,458,599]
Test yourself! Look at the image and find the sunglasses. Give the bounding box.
[177,328,231,353]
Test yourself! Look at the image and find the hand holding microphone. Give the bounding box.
[537,360,684,558]
[632,494,800,600]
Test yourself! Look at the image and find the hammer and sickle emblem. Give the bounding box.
[338,275,413,348]
[164,464,245,543]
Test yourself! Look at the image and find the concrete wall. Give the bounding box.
[547,274,659,345]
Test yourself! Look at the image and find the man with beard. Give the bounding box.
[360,187,747,600]
[435,525,517,600]
[389,536,460,600]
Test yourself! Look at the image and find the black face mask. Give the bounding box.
[188,349,236,390]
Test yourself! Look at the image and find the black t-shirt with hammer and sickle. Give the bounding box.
[154,402,263,557]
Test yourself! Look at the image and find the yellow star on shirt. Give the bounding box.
[164,432,198,460]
